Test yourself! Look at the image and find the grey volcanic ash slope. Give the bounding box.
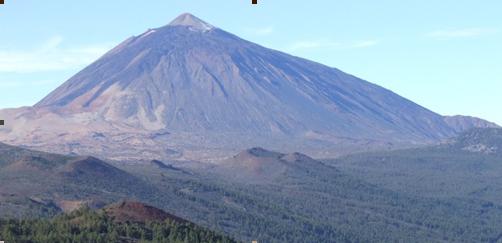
[35,14,458,139]
[1,13,497,160]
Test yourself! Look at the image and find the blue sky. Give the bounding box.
[0,0,501,124]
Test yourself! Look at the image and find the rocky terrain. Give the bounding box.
[0,13,497,161]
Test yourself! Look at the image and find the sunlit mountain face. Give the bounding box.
[0,13,497,161]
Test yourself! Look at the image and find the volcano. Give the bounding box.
[0,13,497,160]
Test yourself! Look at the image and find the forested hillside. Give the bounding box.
[4,138,502,242]
[326,128,502,202]
[0,202,236,243]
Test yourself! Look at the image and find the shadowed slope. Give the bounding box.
[0,142,154,217]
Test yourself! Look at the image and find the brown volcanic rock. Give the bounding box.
[103,201,188,223]
[0,142,163,218]
[216,147,331,184]
[228,147,286,177]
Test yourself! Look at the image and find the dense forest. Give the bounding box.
[0,207,236,243]
[3,129,502,242]
[326,127,502,202]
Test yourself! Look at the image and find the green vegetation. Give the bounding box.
[3,129,502,242]
[326,128,502,201]
[128,156,502,243]
[0,207,236,243]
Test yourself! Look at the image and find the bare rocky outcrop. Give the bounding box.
[103,201,189,223]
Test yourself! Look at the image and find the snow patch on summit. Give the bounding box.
[138,29,157,40]
[168,13,214,32]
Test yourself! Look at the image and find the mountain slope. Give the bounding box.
[0,201,236,243]
[4,142,502,242]
[444,115,499,133]
[103,201,189,224]
[215,147,332,184]
[201,146,502,242]
[0,142,155,217]
[326,128,502,201]
[32,13,461,139]
[452,127,502,154]
[0,13,497,160]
